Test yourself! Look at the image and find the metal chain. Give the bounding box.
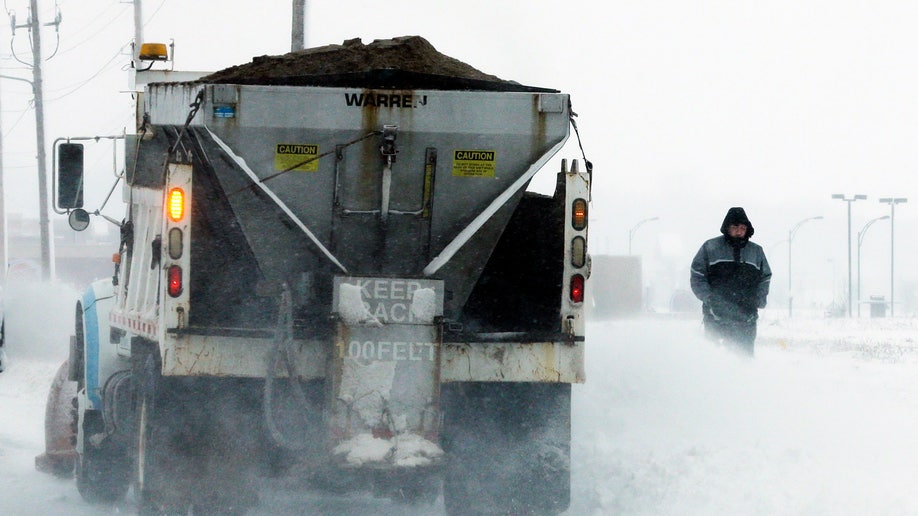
[168,89,206,156]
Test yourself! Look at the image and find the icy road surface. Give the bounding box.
[1,281,917,515]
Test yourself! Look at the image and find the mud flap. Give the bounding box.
[329,277,445,468]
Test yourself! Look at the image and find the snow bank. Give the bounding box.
[758,314,918,362]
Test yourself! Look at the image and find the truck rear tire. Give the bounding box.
[134,354,186,515]
[441,382,571,516]
[132,345,262,514]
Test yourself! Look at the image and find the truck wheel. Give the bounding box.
[441,382,571,516]
[133,353,186,515]
[133,351,260,515]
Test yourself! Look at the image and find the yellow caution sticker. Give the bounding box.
[452,150,496,177]
[275,143,320,172]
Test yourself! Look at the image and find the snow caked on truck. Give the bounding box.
[37,36,592,514]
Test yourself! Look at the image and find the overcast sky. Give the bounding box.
[2,0,917,309]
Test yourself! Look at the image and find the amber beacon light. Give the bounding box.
[139,42,169,61]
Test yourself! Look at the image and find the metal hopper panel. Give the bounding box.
[144,83,569,315]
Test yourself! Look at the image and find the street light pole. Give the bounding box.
[628,216,659,255]
[832,194,867,317]
[878,197,907,317]
[788,215,823,318]
[857,215,889,317]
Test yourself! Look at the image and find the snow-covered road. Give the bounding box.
[570,317,918,515]
[1,282,916,515]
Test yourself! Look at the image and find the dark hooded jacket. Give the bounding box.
[690,208,772,323]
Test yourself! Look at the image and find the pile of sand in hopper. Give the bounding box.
[199,35,555,92]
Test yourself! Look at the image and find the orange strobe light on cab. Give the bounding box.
[139,42,169,61]
[168,188,185,222]
[570,274,585,303]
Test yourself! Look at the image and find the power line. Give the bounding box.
[2,103,32,136]
[44,46,125,101]
[56,2,128,56]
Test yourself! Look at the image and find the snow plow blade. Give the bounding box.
[34,360,77,477]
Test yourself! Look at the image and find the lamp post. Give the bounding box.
[857,215,889,317]
[878,197,907,317]
[832,194,867,317]
[788,216,823,318]
[628,217,659,255]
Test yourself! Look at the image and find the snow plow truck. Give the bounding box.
[37,36,591,514]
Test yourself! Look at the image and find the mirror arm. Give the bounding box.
[94,211,123,228]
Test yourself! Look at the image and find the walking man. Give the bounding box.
[691,207,771,356]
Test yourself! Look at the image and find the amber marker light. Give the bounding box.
[572,198,588,230]
[168,188,185,222]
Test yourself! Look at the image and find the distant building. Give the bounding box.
[6,214,118,286]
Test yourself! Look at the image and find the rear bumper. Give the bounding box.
[160,330,584,383]
[441,340,584,383]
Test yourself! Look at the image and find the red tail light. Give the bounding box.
[167,265,183,297]
[570,274,584,303]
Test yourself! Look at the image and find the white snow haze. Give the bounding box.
[2,0,918,514]
[5,0,918,314]
[2,283,918,514]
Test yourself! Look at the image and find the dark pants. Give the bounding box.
[704,319,756,357]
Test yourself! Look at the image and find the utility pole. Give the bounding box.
[134,0,143,65]
[291,0,307,51]
[28,0,54,280]
[8,1,60,281]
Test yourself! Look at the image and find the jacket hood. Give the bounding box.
[720,207,754,238]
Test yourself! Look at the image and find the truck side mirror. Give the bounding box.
[68,208,90,231]
[57,143,84,209]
